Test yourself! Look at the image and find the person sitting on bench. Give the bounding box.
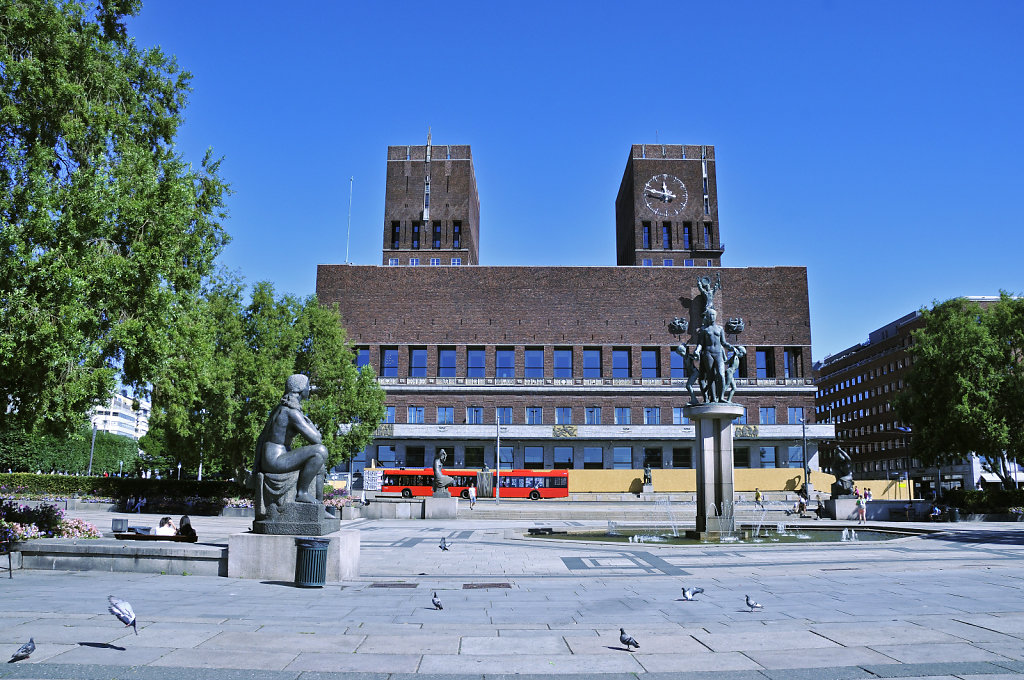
[154,517,176,535]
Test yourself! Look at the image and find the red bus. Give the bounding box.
[380,468,569,500]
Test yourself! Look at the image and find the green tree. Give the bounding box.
[0,0,230,435]
[141,279,386,479]
[0,427,141,474]
[895,294,1024,489]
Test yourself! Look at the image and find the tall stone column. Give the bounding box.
[685,402,745,536]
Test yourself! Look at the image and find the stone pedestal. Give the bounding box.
[423,496,458,519]
[228,529,359,581]
[252,502,341,536]
[684,402,746,535]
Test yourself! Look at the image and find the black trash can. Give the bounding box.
[294,537,330,587]
[948,507,961,522]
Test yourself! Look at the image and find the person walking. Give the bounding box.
[754,488,764,510]
[856,496,866,524]
[468,482,477,510]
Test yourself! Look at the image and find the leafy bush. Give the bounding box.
[943,488,1024,513]
[0,473,249,510]
[0,501,100,541]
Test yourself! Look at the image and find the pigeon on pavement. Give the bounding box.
[619,627,639,651]
[8,638,34,663]
[439,537,450,551]
[107,595,138,634]
[745,594,764,612]
[431,592,443,610]
[681,586,705,601]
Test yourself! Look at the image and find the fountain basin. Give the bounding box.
[526,525,921,545]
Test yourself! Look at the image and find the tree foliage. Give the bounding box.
[0,0,230,435]
[140,277,386,479]
[0,426,142,474]
[895,293,1024,488]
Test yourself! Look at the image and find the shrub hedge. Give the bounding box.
[0,473,249,503]
[943,487,1024,513]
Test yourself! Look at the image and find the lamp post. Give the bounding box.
[87,422,97,476]
[799,416,813,496]
[177,462,182,480]
[495,420,501,505]
[118,460,123,477]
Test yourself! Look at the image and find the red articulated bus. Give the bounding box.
[380,468,569,500]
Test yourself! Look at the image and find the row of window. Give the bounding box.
[359,346,805,380]
[388,258,462,266]
[387,405,805,426]
[390,220,462,250]
[640,259,711,267]
[372,444,804,470]
[640,221,714,251]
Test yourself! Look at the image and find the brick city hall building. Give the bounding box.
[316,141,833,480]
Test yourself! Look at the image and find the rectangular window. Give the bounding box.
[583,446,603,469]
[672,447,692,468]
[411,222,421,249]
[429,257,441,266]
[450,258,461,265]
[703,223,711,248]
[383,406,395,423]
[615,407,631,425]
[499,446,513,466]
[682,222,692,249]
[734,447,750,468]
[432,221,442,249]
[612,446,633,469]
[670,349,685,378]
[583,348,601,378]
[377,445,397,464]
[408,257,419,266]
[408,406,424,424]
[553,348,573,378]
[391,221,401,249]
[642,221,651,249]
[641,348,659,378]
[524,446,544,469]
[495,348,515,378]
[756,348,775,379]
[496,407,512,425]
[759,407,776,425]
[381,348,398,377]
[784,347,803,378]
[644,447,662,468]
[464,446,484,468]
[437,407,454,424]
[660,222,670,249]
[643,407,660,425]
[388,258,399,266]
[663,259,673,266]
[642,258,652,266]
[553,446,573,469]
[585,406,601,424]
[787,446,804,468]
[467,407,483,424]
[788,407,804,425]
[452,221,461,249]
[612,348,630,378]
[466,348,485,378]
[524,348,544,378]
[672,407,689,425]
[354,348,369,370]
[526,407,543,425]
[556,407,572,425]
[683,259,694,266]
[438,348,456,377]
[409,348,427,377]
[703,196,710,215]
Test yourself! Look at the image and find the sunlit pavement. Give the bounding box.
[2,504,1023,679]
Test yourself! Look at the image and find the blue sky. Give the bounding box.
[127,1,1023,361]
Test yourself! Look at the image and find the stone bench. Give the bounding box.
[114,532,199,543]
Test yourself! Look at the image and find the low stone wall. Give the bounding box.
[227,529,359,581]
[13,538,228,576]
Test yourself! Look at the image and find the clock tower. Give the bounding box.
[614,144,724,267]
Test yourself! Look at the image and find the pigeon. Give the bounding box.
[439,537,450,551]
[107,595,138,634]
[8,638,34,663]
[619,627,639,651]
[681,586,705,601]
[745,594,764,612]
[431,592,443,610]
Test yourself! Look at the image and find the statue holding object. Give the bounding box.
[433,449,455,497]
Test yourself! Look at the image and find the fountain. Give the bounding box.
[656,497,680,537]
[752,508,769,538]
[776,522,789,536]
[841,528,850,542]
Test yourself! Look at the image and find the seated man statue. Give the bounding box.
[253,374,328,517]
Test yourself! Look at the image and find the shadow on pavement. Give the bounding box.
[922,530,1024,545]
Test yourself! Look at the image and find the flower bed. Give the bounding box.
[0,501,101,542]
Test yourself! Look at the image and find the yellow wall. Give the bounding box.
[568,469,834,493]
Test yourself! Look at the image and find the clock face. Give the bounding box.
[643,173,688,216]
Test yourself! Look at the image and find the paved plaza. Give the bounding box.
[2,504,1024,679]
